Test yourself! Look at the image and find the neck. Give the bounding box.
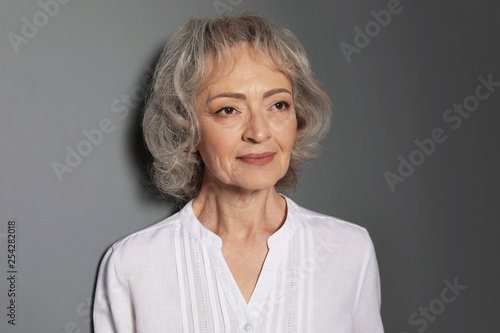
[192,175,287,243]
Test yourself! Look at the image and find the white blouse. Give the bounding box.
[93,196,384,333]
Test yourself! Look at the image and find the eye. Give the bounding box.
[270,101,291,111]
[215,107,238,116]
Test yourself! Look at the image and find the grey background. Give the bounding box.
[1,0,498,332]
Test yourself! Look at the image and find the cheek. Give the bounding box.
[275,115,297,150]
[198,128,232,166]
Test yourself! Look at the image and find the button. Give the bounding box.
[243,322,253,332]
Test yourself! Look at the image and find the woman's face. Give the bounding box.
[195,43,297,192]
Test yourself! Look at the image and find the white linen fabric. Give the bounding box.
[93,196,384,333]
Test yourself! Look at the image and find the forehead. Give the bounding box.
[199,42,290,92]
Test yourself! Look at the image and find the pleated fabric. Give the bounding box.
[93,196,384,333]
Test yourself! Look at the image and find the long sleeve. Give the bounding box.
[93,246,135,333]
[353,231,384,333]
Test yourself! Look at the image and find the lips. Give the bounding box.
[236,152,276,165]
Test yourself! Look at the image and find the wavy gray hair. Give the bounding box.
[142,13,332,202]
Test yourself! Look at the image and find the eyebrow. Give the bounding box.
[208,88,291,102]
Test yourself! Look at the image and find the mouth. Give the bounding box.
[236,152,276,165]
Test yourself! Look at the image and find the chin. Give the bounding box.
[241,181,277,192]
[232,171,286,192]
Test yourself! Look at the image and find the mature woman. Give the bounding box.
[94,14,384,333]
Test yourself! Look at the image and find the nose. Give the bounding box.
[242,109,272,143]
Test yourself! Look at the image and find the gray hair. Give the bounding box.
[142,13,332,202]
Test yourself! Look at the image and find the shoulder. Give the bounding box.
[287,197,374,255]
[103,210,180,266]
[289,198,370,238]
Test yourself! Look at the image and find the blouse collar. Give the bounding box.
[179,195,303,250]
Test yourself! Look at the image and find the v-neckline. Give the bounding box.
[179,196,302,321]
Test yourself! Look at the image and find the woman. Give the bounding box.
[94,14,384,332]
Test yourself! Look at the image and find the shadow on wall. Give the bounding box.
[89,40,182,333]
[125,43,181,211]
